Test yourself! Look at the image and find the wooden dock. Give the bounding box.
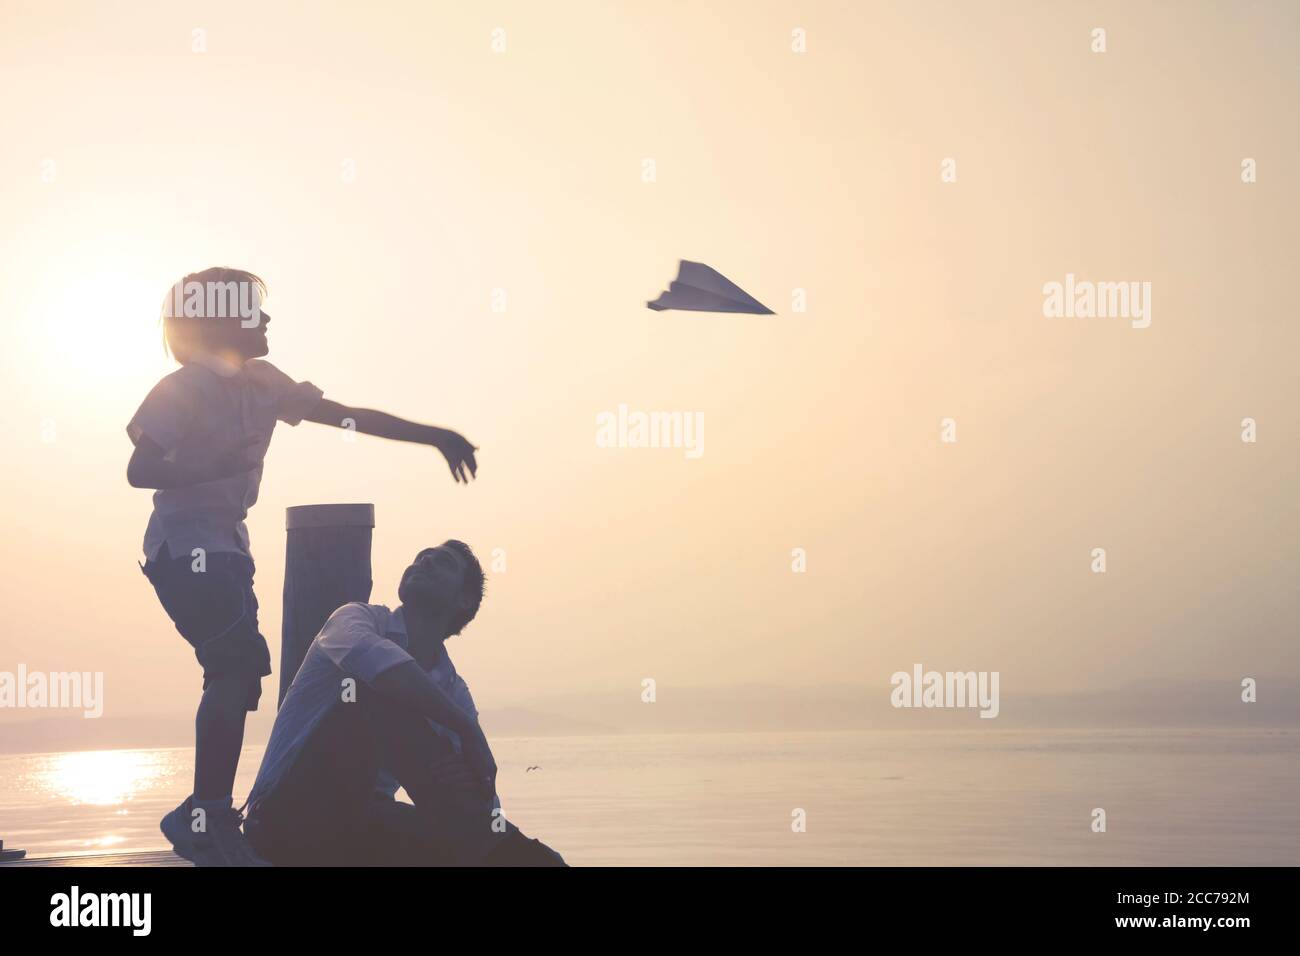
[1,850,190,867]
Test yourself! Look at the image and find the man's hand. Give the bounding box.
[430,427,478,484]
[429,752,480,793]
[458,723,497,800]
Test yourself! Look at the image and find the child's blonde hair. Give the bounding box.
[160,267,267,363]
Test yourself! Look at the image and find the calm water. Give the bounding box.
[2,729,1297,865]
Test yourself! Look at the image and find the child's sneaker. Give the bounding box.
[161,797,271,866]
[160,796,220,865]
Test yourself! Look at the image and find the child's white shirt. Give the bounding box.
[127,353,323,562]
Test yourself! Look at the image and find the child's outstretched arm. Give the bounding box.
[304,399,478,483]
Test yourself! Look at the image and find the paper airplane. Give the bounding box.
[646,260,775,314]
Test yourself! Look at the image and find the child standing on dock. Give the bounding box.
[127,267,479,865]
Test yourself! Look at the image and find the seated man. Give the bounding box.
[243,540,565,866]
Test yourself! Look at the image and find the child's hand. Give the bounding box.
[431,428,478,483]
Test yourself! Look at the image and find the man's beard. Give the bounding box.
[398,578,445,614]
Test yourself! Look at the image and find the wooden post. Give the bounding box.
[279,503,375,708]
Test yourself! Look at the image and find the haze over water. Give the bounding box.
[3,729,1296,866]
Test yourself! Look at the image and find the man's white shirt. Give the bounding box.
[248,602,493,809]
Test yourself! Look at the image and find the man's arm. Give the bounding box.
[368,660,497,797]
[315,606,496,797]
[369,659,478,736]
[304,398,478,483]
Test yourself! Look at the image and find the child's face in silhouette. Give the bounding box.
[206,310,271,360]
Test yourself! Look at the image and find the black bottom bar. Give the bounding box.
[1,865,1284,940]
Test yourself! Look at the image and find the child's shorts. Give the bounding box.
[140,542,273,711]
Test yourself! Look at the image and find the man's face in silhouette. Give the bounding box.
[398,545,470,618]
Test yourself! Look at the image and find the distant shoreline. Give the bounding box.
[2,723,1298,758]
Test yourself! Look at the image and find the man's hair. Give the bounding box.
[444,539,486,635]
[160,267,267,363]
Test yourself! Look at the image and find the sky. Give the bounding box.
[0,0,1297,746]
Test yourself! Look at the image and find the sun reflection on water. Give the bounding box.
[39,750,169,806]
